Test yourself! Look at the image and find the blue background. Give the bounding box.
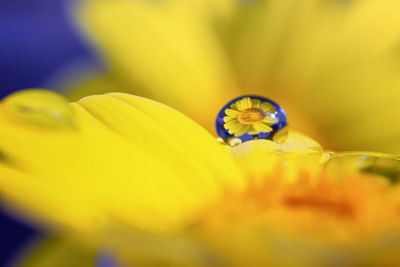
[0,0,98,98]
[0,0,99,265]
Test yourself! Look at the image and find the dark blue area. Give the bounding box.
[97,253,119,267]
[0,0,100,99]
[0,209,40,266]
[0,0,100,265]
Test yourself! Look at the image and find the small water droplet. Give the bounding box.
[1,89,76,129]
[227,137,242,147]
[324,152,400,184]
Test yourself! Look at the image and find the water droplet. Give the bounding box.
[227,137,242,147]
[217,137,225,143]
[1,89,76,129]
[324,152,400,184]
[216,95,288,145]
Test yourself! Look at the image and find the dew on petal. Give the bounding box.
[1,89,76,129]
[216,95,288,145]
[324,152,400,184]
[227,137,242,147]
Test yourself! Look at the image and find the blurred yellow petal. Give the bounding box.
[55,0,400,154]
[64,73,124,101]
[76,0,240,131]
[16,237,95,267]
[229,0,400,153]
[280,131,324,155]
[232,131,323,183]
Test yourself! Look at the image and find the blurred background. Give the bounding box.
[2,0,400,265]
[0,0,98,265]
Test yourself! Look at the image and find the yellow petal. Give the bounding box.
[260,102,276,113]
[225,108,239,117]
[252,122,273,133]
[230,103,238,111]
[223,115,237,123]
[279,131,323,155]
[247,127,259,135]
[272,126,289,144]
[224,119,241,132]
[234,125,251,136]
[0,91,245,234]
[251,98,261,108]
[262,115,279,124]
[236,97,252,111]
[106,92,244,187]
[232,131,323,183]
[76,0,240,131]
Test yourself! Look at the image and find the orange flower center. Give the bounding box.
[238,108,265,124]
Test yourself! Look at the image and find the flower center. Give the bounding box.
[237,108,265,124]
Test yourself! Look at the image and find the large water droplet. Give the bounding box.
[216,95,288,145]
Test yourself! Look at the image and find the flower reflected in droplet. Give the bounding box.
[216,95,288,144]
[224,97,277,136]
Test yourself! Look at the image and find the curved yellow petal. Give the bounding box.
[235,97,252,111]
[224,119,240,132]
[0,90,244,234]
[63,73,124,102]
[223,115,236,123]
[76,0,239,131]
[233,125,250,137]
[252,122,273,133]
[224,108,239,117]
[229,103,238,111]
[251,98,261,108]
[260,102,276,113]
[247,127,259,135]
[262,116,279,124]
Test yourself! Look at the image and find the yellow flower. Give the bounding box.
[54,0,400,154]
[2,90,400,266]
[223,97,278,136]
